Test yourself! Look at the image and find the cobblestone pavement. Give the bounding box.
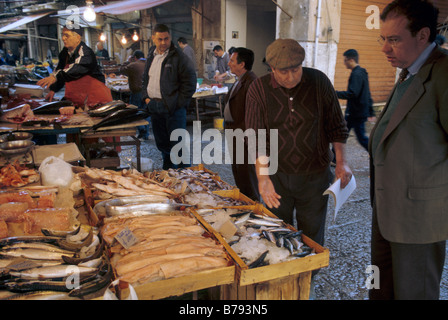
[117,120,448,300]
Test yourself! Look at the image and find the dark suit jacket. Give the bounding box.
[224,70,257,130]
[369,46,448,244]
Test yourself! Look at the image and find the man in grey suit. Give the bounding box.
[369,0,448,300]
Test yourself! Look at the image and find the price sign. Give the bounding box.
[115,227,138,249]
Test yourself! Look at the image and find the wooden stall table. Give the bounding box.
[192,88,228,121]
[80,119,147,171]
[105,75,130,102]
[0,114,147,171]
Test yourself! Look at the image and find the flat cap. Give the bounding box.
[63,20,83,37]
[266,38,305,70]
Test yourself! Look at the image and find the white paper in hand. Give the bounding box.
[323,175,356,221]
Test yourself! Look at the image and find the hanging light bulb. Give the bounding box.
[83,1,96,22]
[132,31,139,42]
[99,32,106,42]
[121,35,127,45]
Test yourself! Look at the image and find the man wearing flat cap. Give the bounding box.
[37,22,118,149]
[37,22,112,108]
[245,39,352,249]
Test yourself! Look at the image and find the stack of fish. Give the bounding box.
[183,192,252,208]
[197,208,314,268]
[75,167,177,201]
[149,168,233,193]
[100,211,229,286]
[0,225,112,300]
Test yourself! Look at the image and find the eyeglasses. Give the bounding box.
[377,36,401,47]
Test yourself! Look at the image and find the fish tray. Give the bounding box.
[101,211,235,300]
[190,205,329,299]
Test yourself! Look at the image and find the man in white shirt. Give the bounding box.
[142,24,196,169]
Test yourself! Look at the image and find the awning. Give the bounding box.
[95,0,172,15]
[0,12,53,34]
[54,0,172,17]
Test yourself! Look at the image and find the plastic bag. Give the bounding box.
[39,155,74,187]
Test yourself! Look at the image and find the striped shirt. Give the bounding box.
[245,68,348,174]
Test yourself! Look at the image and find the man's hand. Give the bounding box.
[258,176,281,209]
[37,75,57,89]
[333,142,353,188]
[45,91,55,102]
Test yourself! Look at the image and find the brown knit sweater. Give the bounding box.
[245,68,348,174]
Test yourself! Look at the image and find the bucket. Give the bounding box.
[213,117,224,131]
[132,157,154,172]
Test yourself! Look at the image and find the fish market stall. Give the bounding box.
[0,160,112,300]
[80,164,328,300]
[0,99,149,171]
[81,166,235,300]
[186,189,329,300]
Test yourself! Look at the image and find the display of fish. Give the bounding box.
[87,100,128,117]
[104,202,192,217]
[8,265,98,280]
[88,107,149,132]
[0,104,34,123]
[32,100,74,115]
[0,224,110,299]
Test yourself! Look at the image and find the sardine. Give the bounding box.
[248,250,269,269]
[41,225,81,238]
[261,230,277,244]
[276,236,284,248]
[283,238,295,254]
[289,237,303,251]
[87,100,127,117]
[1,242,75,255]
[0,236,60,247]
[32,100,74,115]
[252,214,283,222]
[62,241,104,265]
[57,228,93,251]
[8,265,98,280]
[105,202,192,216]
[68,259,113,298]
[294,246,313,258]
[0,248,73,262]
[3,291,81,300]
[246,219,282,227]
[234,212,251,225]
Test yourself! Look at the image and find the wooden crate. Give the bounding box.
[132,265,235,300]
[190,205,329,300]
[86,205,236,300]
[220,272,312,300]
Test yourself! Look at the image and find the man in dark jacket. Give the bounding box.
[224,47,259,201]
[119,50,149,140]
[142,24,196,169]
[336,49,375,151]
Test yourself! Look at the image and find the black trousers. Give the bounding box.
[268,167,333,246]
[370,207,446,300]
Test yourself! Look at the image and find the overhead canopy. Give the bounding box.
[54,0,172,17]
[95,0,172,15]
[0,12,53,34]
